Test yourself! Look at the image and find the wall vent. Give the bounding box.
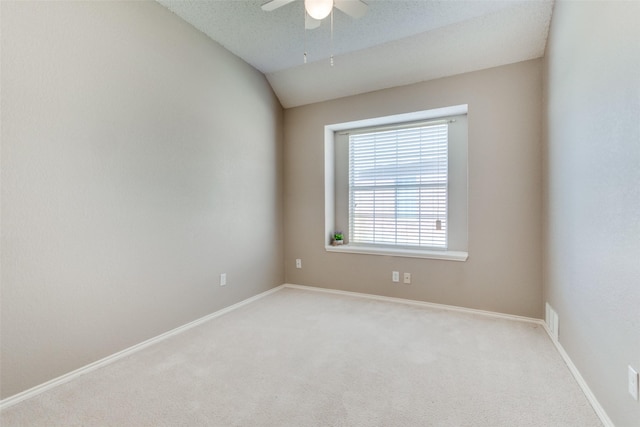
[545,302,559,341]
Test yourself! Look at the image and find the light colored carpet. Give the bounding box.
[1,286,601,426]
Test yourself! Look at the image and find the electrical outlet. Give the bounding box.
[403,272,411,284]
[220,273,227,286]
[296,259,302,269]
[392,271,399,282]
[629,366,639,401]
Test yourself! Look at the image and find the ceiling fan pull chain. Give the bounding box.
[330,7,334,67]
[303,7,308,64]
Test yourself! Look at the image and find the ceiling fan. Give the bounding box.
[262,0,368,29]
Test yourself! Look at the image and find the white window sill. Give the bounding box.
[324,245,468,261]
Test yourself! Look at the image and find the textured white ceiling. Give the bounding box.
[156,0,554,108]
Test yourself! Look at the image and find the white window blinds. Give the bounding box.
[348,122,448,249]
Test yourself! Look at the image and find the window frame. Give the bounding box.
[324,105,469,261]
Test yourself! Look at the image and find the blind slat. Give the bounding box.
[349,123,448,250]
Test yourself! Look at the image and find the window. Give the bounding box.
[324,105,468,261]
[348,122,449,249]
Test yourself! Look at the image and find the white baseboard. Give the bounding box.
[0,285,285,411]
[286,284,614,427]
[283,283,543,325]
[1,282,615,427]
[541,321,614,427]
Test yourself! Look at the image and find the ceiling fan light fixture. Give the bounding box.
[304,0,333,20]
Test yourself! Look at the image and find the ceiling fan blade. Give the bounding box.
[261,0,297,12]
[334,0,368,18]
[305,13,321,30]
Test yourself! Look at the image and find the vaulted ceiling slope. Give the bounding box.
[156,0,554,108]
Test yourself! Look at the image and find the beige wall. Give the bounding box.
[543,1,640,425]
[0,0,283,398]
[284,59,543,318]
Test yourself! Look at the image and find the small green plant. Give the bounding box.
[333,231,343,241]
